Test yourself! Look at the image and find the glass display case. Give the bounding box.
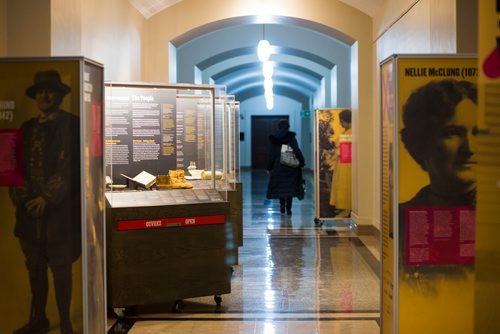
[104,82,233,312]
[105,83,229,198]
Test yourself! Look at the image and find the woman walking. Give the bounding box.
[266,119,305,215]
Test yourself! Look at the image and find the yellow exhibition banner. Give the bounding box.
[380,55,478,334]
[0,59,83,334]
[314,108,352,219]
[474,1,500,333]
[380,58,395,334]
[397,56,477,334]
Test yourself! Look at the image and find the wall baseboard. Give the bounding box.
[351,211,374,227]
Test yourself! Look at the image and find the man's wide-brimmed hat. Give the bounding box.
[26,70,71,98]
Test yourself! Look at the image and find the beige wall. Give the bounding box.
[429,0,457,53]
[143,0,375,225]
[51,0,82,56]
[6,0,51,56]
[371,0,458,230]
[3,0,143,81]
[81,0,144,81]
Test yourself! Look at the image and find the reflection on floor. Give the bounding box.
[107,168,380,334]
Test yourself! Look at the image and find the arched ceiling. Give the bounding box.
[188,40,333,107]
[127,1,381,109]
[128,0,384,19]
[174,21,352,109]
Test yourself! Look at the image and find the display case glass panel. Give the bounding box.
[105,83,229,206]
[225,96,240,185]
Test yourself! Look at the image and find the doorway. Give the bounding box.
[251,115,288,168]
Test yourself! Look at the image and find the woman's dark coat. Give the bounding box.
[266,130,305,199]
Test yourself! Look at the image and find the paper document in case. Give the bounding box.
[120,171,157,188]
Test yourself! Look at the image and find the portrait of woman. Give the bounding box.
[329,109,352,218]
[398,78,477,290]
[400,79,477,208]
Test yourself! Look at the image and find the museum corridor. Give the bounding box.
[107,168,381,334]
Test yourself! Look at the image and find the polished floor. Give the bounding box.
[107,169,381,334]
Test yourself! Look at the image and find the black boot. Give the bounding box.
[13,317,50,334]
[286,197,292,215]
[279,198,286,214]
[18,255,50,334]
[52,264,74,334]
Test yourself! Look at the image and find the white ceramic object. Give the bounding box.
[188,169,203,179]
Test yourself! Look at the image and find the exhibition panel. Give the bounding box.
[380,55,478,334]
[0,57,106,334]
[105,83,226,192]
[313,108,353,222]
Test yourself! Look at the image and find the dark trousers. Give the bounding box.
[20,239,74,334]
[279,197,292,210]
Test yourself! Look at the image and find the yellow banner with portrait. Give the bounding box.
[0,59,83,334]
[474,1,500,333]
[395,55,477,334]
[314,108,352,220]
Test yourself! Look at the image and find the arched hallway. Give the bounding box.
[107,168,381,334]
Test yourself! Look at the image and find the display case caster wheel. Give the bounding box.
[314,218,323,226]
[214,295,222,307]
[113,307,126,319]
[173,299,183,313]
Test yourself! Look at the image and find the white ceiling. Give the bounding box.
[127,0,183,19]
[127,0,385,19]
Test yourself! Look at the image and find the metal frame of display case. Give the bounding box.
[224,96,243,261]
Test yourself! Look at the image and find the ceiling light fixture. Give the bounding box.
[264,77,273,92]
[262,61,274,78]
[257,25,271,62]
[257,24,273,110]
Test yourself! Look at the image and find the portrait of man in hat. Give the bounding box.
[8,69,81,334]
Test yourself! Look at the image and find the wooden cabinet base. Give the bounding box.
[106,200,232,308]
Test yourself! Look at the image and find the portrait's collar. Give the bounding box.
[427,186,476,206]
[38,110,60,123]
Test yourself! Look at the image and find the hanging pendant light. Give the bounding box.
[257,40,270,62]
[257,25,271,62]
[257,24,273,109]
[262,61,274,78]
